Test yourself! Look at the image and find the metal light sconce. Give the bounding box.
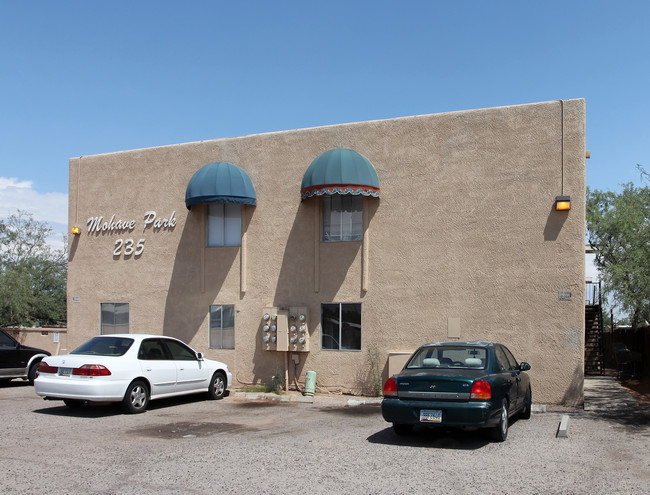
[555,195,571,211]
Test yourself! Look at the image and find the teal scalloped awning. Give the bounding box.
[300,148,381,200]
[185,162,256,210]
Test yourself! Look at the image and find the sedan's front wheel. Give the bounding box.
[208,371,226,400]
[122,380,149,414]
[28,361,41,384]
[520,386,532,420]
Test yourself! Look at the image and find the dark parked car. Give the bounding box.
[382,341,532,442]
[0,328,51,384]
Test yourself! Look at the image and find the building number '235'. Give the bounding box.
[113,238,145,257]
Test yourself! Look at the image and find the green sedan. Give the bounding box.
[381,341,532,442]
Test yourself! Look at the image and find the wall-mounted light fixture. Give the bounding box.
[71,227,80,235]
[555,195,571,211]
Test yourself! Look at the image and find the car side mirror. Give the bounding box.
[196,352,204,361]
[519,362,531,371]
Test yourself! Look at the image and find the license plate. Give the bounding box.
[58,367,72,377]
[420,409,442,423]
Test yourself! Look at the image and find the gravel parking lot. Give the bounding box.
[1,378,649,495]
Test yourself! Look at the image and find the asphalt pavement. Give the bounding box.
[0,376,648,495]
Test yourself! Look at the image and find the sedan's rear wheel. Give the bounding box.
[122,380,149,414]
[490,399,509,442]
[208,371,226,400]
[392,423,413,435]
[63,399,85,409]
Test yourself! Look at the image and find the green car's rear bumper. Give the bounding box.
[381,397,501,428]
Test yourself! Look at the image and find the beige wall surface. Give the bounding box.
[67,99,586,405]
[6,328,68,357]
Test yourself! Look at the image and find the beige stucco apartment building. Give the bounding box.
[67,99,586,405]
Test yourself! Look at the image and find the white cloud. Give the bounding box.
[0,177,68,250]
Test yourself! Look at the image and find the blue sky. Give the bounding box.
[1,0,649,248]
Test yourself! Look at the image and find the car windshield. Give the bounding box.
[71,337,134,356]
[406,346,488,370]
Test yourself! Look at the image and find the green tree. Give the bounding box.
[586,169,650,328]
[0,210,67,327]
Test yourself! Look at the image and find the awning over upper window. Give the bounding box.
[300,148,381,200]
[185,162,256,210]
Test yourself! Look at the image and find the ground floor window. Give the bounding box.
[100,303,129,334]
[208,203,241,247]
[210,304,235,349]
[322,195,363,242]
[321,303,361,350]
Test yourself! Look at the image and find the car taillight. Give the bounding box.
[470,380,491,400]
[38,361,58,374]
[383,378,398,397]
[73,365,111,376]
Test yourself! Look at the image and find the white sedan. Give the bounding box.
[34,334,232,413]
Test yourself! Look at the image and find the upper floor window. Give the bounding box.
[322,195,362,242]
[208,203,241,247]
[100,303,129,335]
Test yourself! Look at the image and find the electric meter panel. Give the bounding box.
[262,306,308,352]
[288,307,309,352]
[261,307,278,351]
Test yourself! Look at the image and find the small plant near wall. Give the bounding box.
[270,364,284,394]
[366,343,384,397]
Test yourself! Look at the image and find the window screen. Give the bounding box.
[100,303,129,335]
[208,203,241,247]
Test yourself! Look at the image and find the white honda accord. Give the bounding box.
[34,334,232,413]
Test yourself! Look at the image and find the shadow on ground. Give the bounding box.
[367,425,490,450]
[32,392,229,418]
[582,375,650,429]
